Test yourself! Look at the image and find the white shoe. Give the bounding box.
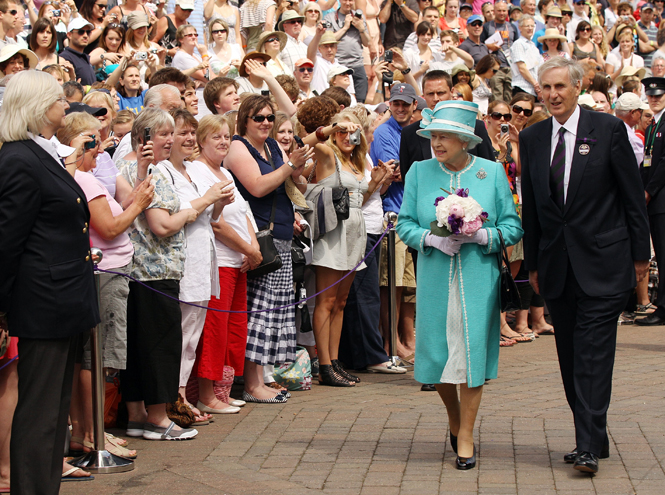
[367,362,407,374]
[229,398,246,407]
[142,422,198,441]
[196,400,240,414]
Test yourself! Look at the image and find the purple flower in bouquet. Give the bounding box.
[454,188,469,198]
[448,215,463,234]
[431,187,489,237]
[434,196,445,206]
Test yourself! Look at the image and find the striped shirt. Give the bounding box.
[167,0,206,45]
[279,33,308,72]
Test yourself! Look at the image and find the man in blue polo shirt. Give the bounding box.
[60,18,96,86]
[370,82,418,361]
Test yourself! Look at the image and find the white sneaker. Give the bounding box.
[142,422,198,441]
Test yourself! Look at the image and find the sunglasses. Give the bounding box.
[107,22,121,28]
[76,29,93,35]
[211,29,227,34]
[5,9,17,15]
[96,2,108,7]
[306,9,319,12]
[298,67,313,72]
[490,112,512,121]
[470,21,483,27]
[579,26,591,32]
[562,11,572,15]
[512,104,533,117]
[249,114,276,123]
[182,32,197,37]
[285,19,302,24]
[266,37,280,43]
[492,68,498,74]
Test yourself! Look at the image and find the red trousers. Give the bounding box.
[194,267,247,379]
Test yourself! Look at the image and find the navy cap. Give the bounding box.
[389,83,417,103]
[641,2,655,10]
[467,14,483,24]
[643,76,665,96]
[460,3,473,9]
[65,102,107,116]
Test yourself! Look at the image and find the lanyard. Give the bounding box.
[645,113,663,157]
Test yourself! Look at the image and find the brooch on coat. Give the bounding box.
[476,168,487,180]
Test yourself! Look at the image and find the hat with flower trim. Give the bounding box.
[417,100,482,148]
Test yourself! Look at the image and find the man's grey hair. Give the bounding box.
[538,57,584,87]
[519,14,535,26]
[520,0,531,6]
[131,108,175,151]
[615,108,631,119]
[144,84,181,109]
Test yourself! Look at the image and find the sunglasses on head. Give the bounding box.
[490,112,512,121]
[574,0,585,4]
[266,37,280,43]
[512,104,532,116]
[298,67,313,72]
[250,114,276,123]
[211,29,227,34]
[76,29,93,35]
[107,22,121,28]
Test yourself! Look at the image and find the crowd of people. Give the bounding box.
[0,0,661,490]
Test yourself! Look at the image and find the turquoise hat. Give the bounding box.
[417,100,482,148]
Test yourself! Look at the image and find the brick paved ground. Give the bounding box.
[62,325,665,495]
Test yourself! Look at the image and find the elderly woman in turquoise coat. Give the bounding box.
[396,100,523,470]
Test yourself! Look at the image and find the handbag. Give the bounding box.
[332,157,350,221]
[498,229,522,312]
[247,145,284,279]
[273,346,312,391]
[166,393,195,428]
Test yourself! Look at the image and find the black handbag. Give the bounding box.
[332,157,350,221]
[498,229,522,312]
[247,146,284,279]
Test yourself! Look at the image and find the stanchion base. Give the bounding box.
[390,356,414,369]
[70,450,135,474]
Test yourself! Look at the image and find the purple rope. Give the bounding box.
[0,355,17,371]
[95,225,392,314]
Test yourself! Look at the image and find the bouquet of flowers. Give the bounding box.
[430,188,488,237]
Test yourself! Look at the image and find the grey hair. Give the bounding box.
[518,14,535,26]
[130,108,175,151]
[0,71,63,142]
[144,84,181,109]
[519,0,532,6]
[614,108,630,118]
[538,57,584,87]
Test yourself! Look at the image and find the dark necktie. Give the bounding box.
[550,128,566,210]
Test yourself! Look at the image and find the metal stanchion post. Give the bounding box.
[386,212,399,367]
[71,248,134,474]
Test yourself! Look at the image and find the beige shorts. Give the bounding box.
[379,228,416,288]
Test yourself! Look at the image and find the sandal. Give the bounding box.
[105,440,138,459]
[318,364,355,387]
[500,336,516,347]
[105,432,128,447]
[636,303,657,315]
[332,359,360,383]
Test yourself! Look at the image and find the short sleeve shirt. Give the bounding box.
[380,0,420,50]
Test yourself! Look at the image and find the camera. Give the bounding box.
[52,9,61,16]
[321,20,332,28]
[384,49,393,64]
[382,71,394,85]
[149,48,159,54]
[135,51,148,60]
[84,135,97,150]
[500,124,509,135]
[261,90,270,96]
[353,9,363,18]
[349,128,361,146]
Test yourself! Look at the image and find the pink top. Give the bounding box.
[75,171,134,270]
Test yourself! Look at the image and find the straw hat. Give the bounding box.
[239,51,272,77]
[278,9,305,31]
[257,30,288,52]
[0,45,38,77]
[319,31,338,45]
[578,93,602,110]
[285,176,308,208]
[615,65,647,87]
[537,28,568,44]
[417,100,483,147]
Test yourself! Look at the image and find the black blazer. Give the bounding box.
[640,117,665,215]
[400,119,495,180]
[520,108,650,299]
[0,140,100,339]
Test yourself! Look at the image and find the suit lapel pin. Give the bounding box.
[476,168,487,180]
[578,144,590,155]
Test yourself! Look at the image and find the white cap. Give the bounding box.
[176,0,195,9]
[615,92,650,111]
[67,17,94,32]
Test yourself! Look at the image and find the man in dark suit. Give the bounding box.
[520,58,650,474]
[636,77,665,326]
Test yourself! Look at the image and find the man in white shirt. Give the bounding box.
[402,6,442,53]
[510,14,543,98]
[278,10,308,73]
[566,0,589,43]
[615,92,649,165]
[307,25,356,96]
[293,58,316,99]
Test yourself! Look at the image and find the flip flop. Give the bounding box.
[61,467,94,482]
[500,336,515,347]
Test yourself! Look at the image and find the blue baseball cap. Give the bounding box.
[467,14,483,24]
[641,2,655,10]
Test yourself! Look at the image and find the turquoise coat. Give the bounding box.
[396,156,523,388]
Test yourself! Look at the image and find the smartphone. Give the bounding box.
[349,128,361,146]
[261,90,270,96]
[294,135,304,148]
[384,50,393,64]
[84,135,96,150]
[143,127,151,144]
[500,124,509,136]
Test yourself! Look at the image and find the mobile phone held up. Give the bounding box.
[84,135,97,150]
[143,127,151,144]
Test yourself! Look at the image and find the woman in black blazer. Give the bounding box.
[0,70,100,495]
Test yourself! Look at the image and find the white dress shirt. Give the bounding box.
[624,121,644,166]
[550,105,581,203]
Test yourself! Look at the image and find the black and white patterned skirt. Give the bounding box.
[245,238,297,366]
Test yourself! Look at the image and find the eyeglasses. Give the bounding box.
[298,67,313,72]
[512,104,533,117]
[56,96,68,104]
[76,29,93,35]
[306,9,319,13]
[490,112,512,121]
[492,68,498,74]
[266,37,280,43]
[285,19,303,24]
[182,32,197,38]
[249,114,276,123]
[470,21,482,27]
[211,29,227,34]
[579,26,591,32]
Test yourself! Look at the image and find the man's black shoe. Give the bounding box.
[564,439,610,463]
[573,452,599,473]
[634,313,665,326]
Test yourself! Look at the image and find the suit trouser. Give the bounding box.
[649,213,665,318]
[545,263,630,456]
[11,336,77,495]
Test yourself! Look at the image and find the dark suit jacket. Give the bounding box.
[400,119,495,180]
[0,140,100,339]
[640,117,665,215]
[520,108,650,299]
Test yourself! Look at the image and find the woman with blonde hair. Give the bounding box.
[299,2,322,41]
[207,18,244,78]
[300,110,391,386]
[606,30,644,84]
[437,0,467,39]
[89,24,127,70]
[120,13,164,87]
[204,0,242,44]
[591,25,609,58]
[270,111,296,154]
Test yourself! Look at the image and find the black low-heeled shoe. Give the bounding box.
[332,360,360,383]
[319,364,355,387]
[450,431,458,454]
[455,445,476,470]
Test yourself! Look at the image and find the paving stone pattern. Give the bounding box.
[62,326,665,495]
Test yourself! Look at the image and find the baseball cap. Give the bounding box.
[320,31,338,44]
[545,6,562,17]
[389,83,417,103]
[65,102,108,116]
[294,58,314,67]
[176,0,195,10]
[126,12,150,30]
[68,17,94,32]
[460,3,473,10]
[641,2,655,10]
[615,92,650,111]
[415,96,427,111]
[328,65,353,82]
[467,14,483,25]
[510,5,522,12]
[643,76,665,96]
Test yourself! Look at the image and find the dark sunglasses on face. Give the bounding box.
[470,21,482,27]
[96,2,107,7]
[512,104,532,117]
[492,68,498,74]
[579,26,591,32]
[76,29,93,35]
[490,112,512,121]
[250,114,276,123]
[212,29,227,34]
[5,9,17,15]
[266,37,280,43]
[286,19,302,24]
[298,67,314,72]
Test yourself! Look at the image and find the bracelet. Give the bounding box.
[315,125,326,141]
[401,67,411,75]
[136,176,146,181]
[287,161,297,171]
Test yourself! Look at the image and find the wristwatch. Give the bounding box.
[401,67,411,75]
[287,161,297,170]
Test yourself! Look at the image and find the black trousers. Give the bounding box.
[11,336,78,495]
[120,280,181,406]
[546,263,630,456]
[649,213,665,318]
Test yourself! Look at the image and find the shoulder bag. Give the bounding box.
[498,229,522,312]
[247,145,284,279]
[307,156,350,221]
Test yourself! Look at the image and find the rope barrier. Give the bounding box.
[0,355,18,371]
[94,224,392,314]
